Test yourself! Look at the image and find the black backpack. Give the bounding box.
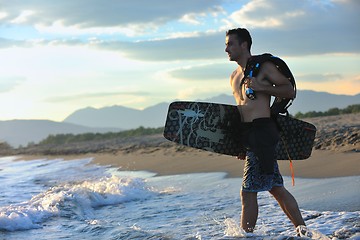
[243,53,297,116]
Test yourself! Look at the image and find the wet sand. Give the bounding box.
[20,148,359,179]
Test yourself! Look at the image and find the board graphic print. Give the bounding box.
[163,101,317,160]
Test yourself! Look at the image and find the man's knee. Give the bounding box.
[241,190,257,203]
[269,186,286,198]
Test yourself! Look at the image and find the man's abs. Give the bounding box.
[236,94,271,122]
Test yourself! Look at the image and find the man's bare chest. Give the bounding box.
[231,70,244,92]
[231,70,245,101]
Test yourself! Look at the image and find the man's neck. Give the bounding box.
[237,53,252,70]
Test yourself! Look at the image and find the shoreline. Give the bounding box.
[16,148,360,179]
[5,113,359,179]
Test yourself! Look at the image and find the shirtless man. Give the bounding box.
[225,28,309,236]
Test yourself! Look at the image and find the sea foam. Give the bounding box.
[0,174,156,231]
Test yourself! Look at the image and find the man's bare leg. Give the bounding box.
[240,191,258,232]
[269,186,305,227]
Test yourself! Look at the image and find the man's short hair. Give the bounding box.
[226,28,252,51]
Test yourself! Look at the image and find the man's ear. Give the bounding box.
[241,41,248,50]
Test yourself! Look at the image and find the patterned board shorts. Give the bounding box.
[242,151,284,192]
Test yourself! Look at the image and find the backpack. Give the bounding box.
[243,53,297,116]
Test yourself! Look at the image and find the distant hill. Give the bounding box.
[64,90,359,129]
[63,103,169,129]
[0,120,119,147]
[0,90,358,147]
[291,90,359,114]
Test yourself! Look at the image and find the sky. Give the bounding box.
[0,0,359,121]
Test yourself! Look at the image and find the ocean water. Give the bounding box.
[0,156,359,240]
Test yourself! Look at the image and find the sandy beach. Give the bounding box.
[20,146,359,179]
[95,148,358,179]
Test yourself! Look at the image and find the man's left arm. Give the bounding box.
[251,62,295,99]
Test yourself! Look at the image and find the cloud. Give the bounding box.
[0,76,26,92]
[228,0,358,30]
[0,0,223,29]
[227,0,299,28]
[2,0,359,59]
[45,91,150,103]
[169,63,233,81]
[297,73,343,82]
[0,38,27,48]
[95,31,226,61]
[1,0,359,67]
[91,0,359,61]
[225,0,360,55]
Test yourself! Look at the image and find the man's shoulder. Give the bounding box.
[230,69,237,78]
[230,67,241,79]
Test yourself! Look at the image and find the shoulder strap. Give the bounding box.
[244,53,297,116]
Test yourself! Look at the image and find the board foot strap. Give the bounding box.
[289,159,295,186]
[280,135,295,186]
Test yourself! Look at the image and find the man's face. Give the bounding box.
[225,34,242,62]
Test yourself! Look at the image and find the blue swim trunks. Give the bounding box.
[242,151,284,192]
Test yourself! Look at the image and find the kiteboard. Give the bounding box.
[163,101,316,160]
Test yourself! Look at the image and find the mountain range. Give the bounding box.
[1,90,359,147]
[0,120,118,147]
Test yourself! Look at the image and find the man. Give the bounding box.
[225,28,310,237]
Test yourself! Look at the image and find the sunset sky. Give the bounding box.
[0,0,359,121]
